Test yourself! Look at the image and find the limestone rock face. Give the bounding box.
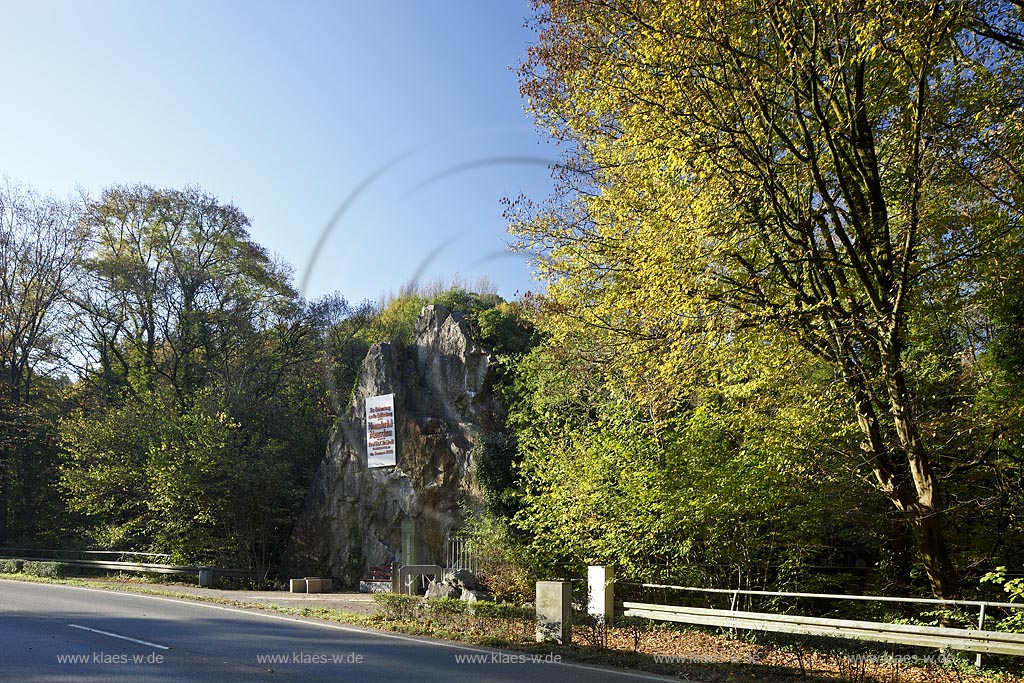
[282,305,500,585]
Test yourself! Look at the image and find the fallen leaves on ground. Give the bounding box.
[569,625,1023,683]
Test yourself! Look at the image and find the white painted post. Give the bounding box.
[588,566,615,625]
[977,603,986,669]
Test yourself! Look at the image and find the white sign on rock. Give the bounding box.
[365,393,396,468]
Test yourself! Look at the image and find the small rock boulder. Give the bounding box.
[460,588,494,603]
[425,569,487,601]
[425,579,461,600]
[449,569,479,591]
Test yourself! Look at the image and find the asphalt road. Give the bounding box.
[0,579,674,683]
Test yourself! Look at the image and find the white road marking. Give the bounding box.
[68,623,170,650]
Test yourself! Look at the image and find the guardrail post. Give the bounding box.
[977,603,986,669]
[536,581,572,644]
[588,566,615,626]
[198,568,213,588]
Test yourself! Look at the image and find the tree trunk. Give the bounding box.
[882,341,960,600]
[0,445,9,545]
[844,346,959,599]
[859,430,959,599]
[908,503,959,600]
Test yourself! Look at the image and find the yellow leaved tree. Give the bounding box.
[512,0,1024,599]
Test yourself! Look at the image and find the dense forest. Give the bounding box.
[2,0,1024,604]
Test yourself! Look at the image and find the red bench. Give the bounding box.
[366,565,393,581]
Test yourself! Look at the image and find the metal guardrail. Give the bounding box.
[632,583,1024,610]
[614,581,1024,665]
[0,547,171,561]
[621,602,1024,657]
[0,549,250,581]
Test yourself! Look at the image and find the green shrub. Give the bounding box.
[0,559,24,574]
[471,601,534,621]
[424,597,468,620]
[373,592,536,642]
[982,567,1024,633]
[461,512,537,603]
[373,593,422,621]
[21,561,69,578]
[423,597,471,631]
[470,600,536,642]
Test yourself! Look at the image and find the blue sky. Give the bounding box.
[0,0,556,304]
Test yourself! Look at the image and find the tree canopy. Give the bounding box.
[510,0,1024,599]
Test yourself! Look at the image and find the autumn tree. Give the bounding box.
[0,180,84,543]
[514,0,1024,598]
[61,185,330,577]
[70,185,297,401]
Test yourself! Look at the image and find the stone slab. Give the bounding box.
[536,580,572,644]
[359,580,393,594]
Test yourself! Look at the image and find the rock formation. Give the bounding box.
[425,569,493,602]
[281,305,502,586]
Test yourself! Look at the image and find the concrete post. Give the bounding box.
[588,565,615,625]
[536,581,572,644]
